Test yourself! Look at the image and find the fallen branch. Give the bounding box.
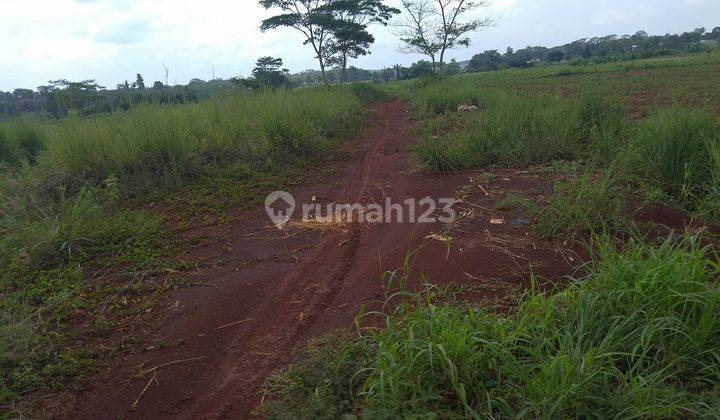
[143,356,209,376]
[131,372,158,410]
[214,317,255,331]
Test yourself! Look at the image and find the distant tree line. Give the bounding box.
[2,25,718,120]
[467,27,720,72]
[0,75,235,120]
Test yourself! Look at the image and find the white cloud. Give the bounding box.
[0,0,719,90]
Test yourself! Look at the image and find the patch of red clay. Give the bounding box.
[63,102,579,419]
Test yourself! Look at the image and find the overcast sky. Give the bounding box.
[1,0,719,91]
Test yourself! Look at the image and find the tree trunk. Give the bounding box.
[318,56,327,84]
[341,54,348,84]
[311,39,328,85]
[438,48,446,79]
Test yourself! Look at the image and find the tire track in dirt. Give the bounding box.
[69,101,578,419]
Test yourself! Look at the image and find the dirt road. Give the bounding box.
[70,101,575,419]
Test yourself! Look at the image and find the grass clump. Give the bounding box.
[405,77,482,114]
[414,91,629,171]
[0,118,47,167]
[263,234,720,418]
[35,87,360,195]
[533,170,628,238]
[627,106,720,220]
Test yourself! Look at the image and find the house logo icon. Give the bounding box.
[265,191,295,228]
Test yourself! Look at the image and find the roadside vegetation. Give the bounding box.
[264,234,720,418]
[263,53,720,417]
[0,84,372,411]
[409,53,720,225]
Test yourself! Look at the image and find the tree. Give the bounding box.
[324,20,374,83]
[444,58,462,75]
[547,50,564,62]
[38,79,105,117]
[260,0,334,84]
[394,0,494,77]
[135,74,146,89]
[252,56,290,87]
[321,0,399,83]
[404,60,435,78]
[468,49,503,71]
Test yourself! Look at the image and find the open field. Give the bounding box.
[407,53,720,223]
[0,53,719,418]
[262,54,720,418]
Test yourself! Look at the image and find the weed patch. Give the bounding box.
[627,107,720,220]
[263,235,720,418]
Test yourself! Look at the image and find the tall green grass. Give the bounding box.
[0,118,46,167]
[263,234,720,418]
[37,87,360,194]
[408,69,719,224]
[414,91,627,171]
[0,86,363,268]
[627,106,720,218]
[533,169,628,238]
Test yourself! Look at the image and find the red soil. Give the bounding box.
[65,102,580,419]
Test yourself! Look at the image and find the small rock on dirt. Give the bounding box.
[511,218,530,227]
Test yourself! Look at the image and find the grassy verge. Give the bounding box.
[262,234,720,418]
[405,56,720,226]
[0,84,374,413]
[413,91,627,172]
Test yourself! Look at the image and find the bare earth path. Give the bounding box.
[69,101,575,419]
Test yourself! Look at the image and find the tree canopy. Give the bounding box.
[260,0,397,83]
[259,0,335,83]
[394,0,494,76]
[321,1,398,83]
[252,56,291,87]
